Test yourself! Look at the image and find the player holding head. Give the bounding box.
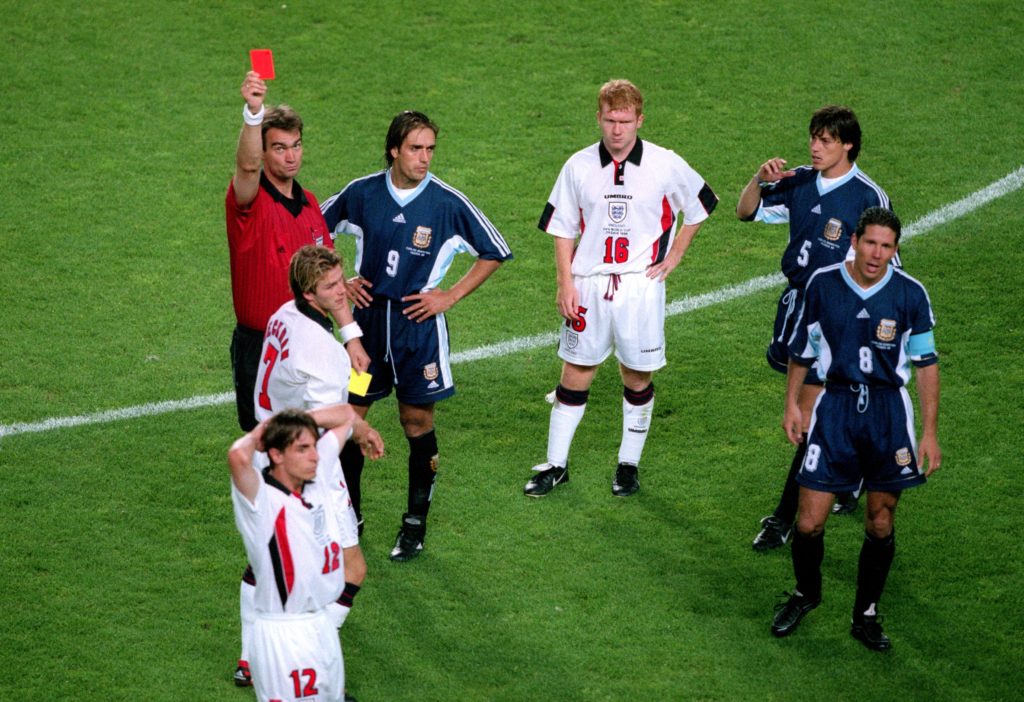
[736,105,893,551]
[229,404,383,701]
[320,110,512,562]
[524,79,718,497]
[769,207,941,649]
[237,244,382,691]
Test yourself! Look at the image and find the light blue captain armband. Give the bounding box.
[755,203,790,225]
[908,330,936,361]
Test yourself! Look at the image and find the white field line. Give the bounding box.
[3,165,1022,440]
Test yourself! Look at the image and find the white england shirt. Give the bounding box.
[254,300,351,421]
[232,430,348,614]
[539,139,717,276]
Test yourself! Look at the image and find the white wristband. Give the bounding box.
[339,322,363,344]
[243,104,265,126]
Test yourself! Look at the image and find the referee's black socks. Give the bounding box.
[340,439,366,521]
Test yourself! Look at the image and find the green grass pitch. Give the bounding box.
[1,1,1022,700]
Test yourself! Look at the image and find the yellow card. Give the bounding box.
[349,369,372,396]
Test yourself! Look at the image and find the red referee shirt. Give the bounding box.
[226,172,332,331]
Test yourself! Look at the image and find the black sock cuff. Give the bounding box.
[556,384,589,406]
[337,581,362,608]
[794,529,824,545]
[407,429,438,457]
[864,529,895,547]
[623,383,654,405]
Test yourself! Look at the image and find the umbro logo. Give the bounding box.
[857,308,870,319]
[393,213,406,223]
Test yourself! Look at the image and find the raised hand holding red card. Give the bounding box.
[249,49,275,80]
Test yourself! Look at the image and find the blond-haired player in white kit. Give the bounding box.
[229,404,381,701]
[237,246,381,698]
[525,79,719,498]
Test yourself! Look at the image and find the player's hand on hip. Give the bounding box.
[346,276,374,308]
[402,289,453,323]
[757,158,796,184]
[240,71,266,111]
[647,250,683,281]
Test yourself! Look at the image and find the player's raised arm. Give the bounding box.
[308,403,358,433]
[227,421,266,503]
[736,158,794,219]
[233,71,267,208]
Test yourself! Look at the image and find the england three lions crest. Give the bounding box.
[608,201,627,224]
[876,319,897,342]
[413,226,432,249]
[822,218,843,242]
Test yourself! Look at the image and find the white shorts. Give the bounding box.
[557,272,666,371]
[250,610,344,702]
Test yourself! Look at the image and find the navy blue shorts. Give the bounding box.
[766,285,822,386]
[798,383,926,494]
[351,299,455,406]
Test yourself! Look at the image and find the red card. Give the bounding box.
[249,49,275,80]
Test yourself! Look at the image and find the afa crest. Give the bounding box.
[895,447,913,467]
[876,319,897,342]
[413,226,432,249]
[423,363,439,380]
[608,201,627,224]
[822,218,843,242]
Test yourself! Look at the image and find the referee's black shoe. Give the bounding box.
[851,613,892,650]
[771,591,821,637]
[389,513,425,562]
[524,463,569,497]
[612,463,640,497]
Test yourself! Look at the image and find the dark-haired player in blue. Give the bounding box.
[321,111,512,562]
[737,105,893,550]
[770,207,941,650]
